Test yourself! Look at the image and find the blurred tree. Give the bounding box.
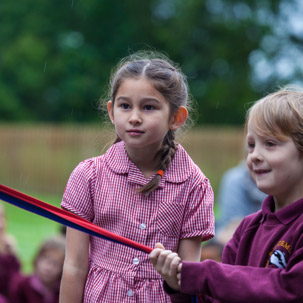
[0,0,302,124]
[149,0,283,124]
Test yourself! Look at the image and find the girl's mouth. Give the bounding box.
[127,129,144,136]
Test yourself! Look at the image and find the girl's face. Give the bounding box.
[246,120,303,209]
[35,249,64,288]
[108,78,177,155]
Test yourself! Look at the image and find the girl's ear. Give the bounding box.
[169,106,188,130]
[107,101,114,124]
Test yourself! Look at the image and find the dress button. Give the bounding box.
[133,257,139,265]
[139,223,146,230]
[127,290,133,297]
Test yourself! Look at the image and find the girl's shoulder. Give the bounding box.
[73,156,102,178]
[167,144,208,184]
[73,141,129,176]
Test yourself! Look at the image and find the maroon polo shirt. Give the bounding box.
[179,196,303,303]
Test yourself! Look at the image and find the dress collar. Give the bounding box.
[103,141,194,185]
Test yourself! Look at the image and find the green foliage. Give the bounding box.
[0,0,300,124]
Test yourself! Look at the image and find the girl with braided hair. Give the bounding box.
[59,51,214,303]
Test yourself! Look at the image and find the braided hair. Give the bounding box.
[105,51,193,194]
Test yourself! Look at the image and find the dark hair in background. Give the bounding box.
[100,51,195,194]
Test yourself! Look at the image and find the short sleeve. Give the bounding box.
[180,177,215,241]
[61,158,97,222]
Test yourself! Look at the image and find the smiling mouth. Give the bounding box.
[254,169,270,175]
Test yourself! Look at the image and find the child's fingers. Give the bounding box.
[149,243,170,268]
[151,249,173,273]
[176,264,182,286]
[158,251,180,278]
[177,262,182,273]
[149,243,165,265]
[149,248,165,266]
[156,250,174,271]
[149,247,182,284]
[155,243,165,249]
[164,253,181,276]
[149,249,181,291]
[177,273,181,287]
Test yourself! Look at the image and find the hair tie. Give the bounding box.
[156,170,164,177]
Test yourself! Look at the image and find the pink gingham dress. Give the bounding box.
[61,141,214,303]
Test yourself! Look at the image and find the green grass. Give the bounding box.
[3,192,62,274]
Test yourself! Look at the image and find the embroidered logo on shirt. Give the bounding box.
[266,239,291,268]
[269,249,286,268]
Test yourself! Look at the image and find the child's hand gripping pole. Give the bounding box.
[0,184,152,254]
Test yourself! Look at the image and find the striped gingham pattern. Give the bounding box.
[62,141,214,303]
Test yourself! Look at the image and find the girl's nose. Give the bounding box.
[129,110,142,125]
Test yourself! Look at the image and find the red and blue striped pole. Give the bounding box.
[0,184,152,254]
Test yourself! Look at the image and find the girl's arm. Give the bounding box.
[59,227,89,303]
[177,236,202,262]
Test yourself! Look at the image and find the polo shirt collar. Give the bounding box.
[104,141,194,185]
[262,195,303,225]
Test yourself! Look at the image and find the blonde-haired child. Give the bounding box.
[150,88,303,303]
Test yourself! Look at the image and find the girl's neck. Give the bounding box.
[125,145,160,179]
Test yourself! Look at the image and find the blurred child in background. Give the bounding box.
[0,203,21,302]
[10,235,65,303]
[215,161,266,243]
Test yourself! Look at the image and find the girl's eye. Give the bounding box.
[144,105,155,111]
[120,103,130,110]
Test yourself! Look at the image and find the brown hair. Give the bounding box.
[102,51,193,194]
[33,235,65,268]
[245,88,303,153]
